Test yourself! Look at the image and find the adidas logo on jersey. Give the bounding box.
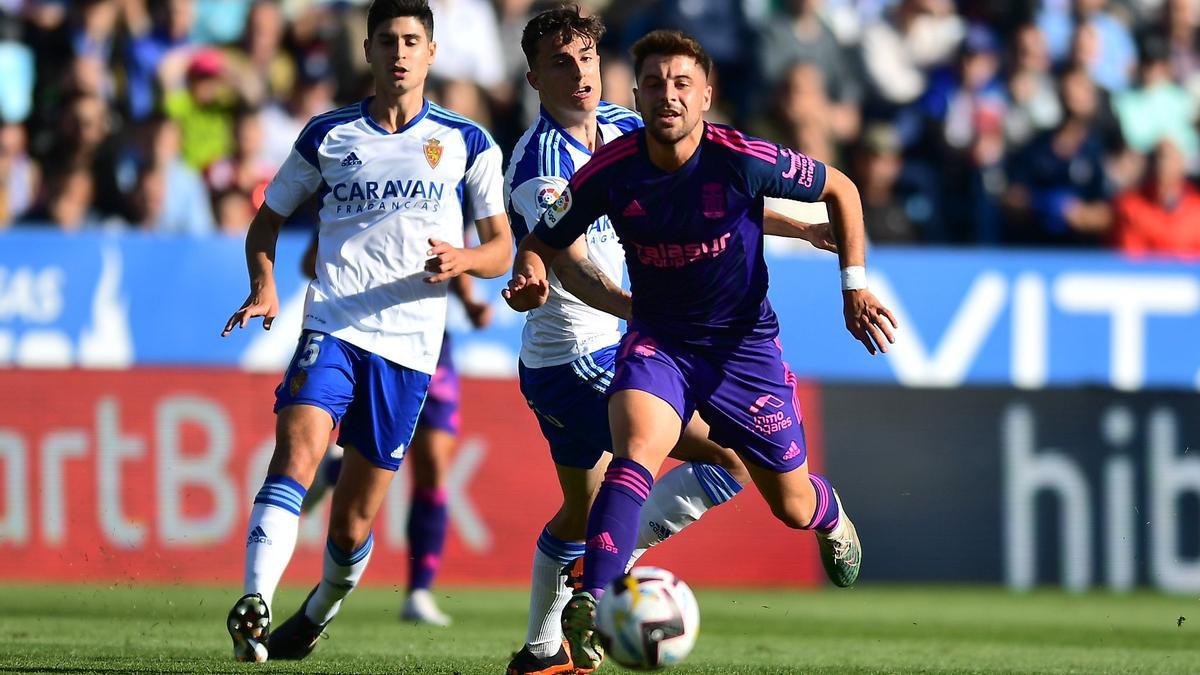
[622,199,646,217]
[341,151,363,167]
[247,526,272,547]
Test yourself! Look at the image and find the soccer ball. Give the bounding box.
[595,567,700,670]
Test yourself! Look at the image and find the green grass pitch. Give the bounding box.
[0,584,1195,674]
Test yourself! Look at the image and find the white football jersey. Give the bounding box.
[505,101,643,368]
[264,99,505,374]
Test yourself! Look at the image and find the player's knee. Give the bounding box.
[548,504,588,541]
[768,493,817,530]
[327,521,371,554]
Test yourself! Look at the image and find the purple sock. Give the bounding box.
[407,487,448,591]
[581,458,653,597]
[806,473,841,533]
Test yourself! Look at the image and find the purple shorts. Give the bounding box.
[418,335,460,435]
[609,327,807,473]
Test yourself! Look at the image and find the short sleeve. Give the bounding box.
[263,147,322,216]
[508,175,569,241]
[463,144,506,220]
[745,143,828,203]
[531,174,606,250]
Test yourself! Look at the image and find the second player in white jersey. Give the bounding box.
[504,101,641,367]
[268,99,504,374]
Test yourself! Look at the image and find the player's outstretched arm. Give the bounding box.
[821,165,898,355]
[763,207,838,253]
[425,213,514,283]
[502,232,561,312]
[222,205,287,336]
[552,236,632,320]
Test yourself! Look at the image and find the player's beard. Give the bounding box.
[646,109,698,146]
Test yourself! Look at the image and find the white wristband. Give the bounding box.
[841,266,867,291]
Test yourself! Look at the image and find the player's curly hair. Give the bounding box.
[367,0,434,40]
[629,30,712,79]
[520,5,606,68]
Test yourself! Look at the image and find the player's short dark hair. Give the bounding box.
[629,30,712,80]
[520,5,605,68]
[367,0,434,40]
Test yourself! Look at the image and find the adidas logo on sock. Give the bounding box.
[341,151,362,167]
[247,525,272,547]
[586,531,619,554]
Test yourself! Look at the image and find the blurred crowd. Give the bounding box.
[0,0,1197,254]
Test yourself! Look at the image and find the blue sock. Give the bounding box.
[806,473,841,533]
[689,462,744,506]
[581,458,653,597]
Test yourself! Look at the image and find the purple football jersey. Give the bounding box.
[533,123,827,346]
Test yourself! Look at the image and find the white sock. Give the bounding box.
[305,532,374,625]
[628,462,743,570]
[244,477,307,613]
[525,527,584,658]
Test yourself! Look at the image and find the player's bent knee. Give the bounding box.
[327,521,372,554]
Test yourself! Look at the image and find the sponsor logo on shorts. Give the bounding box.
[288,370,307,397]
[587,531,619,554]
[749,394,785,414]
[390,444,407,460]
[782,440,804,461]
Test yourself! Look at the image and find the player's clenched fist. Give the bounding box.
[842,289,897,355]
[424,238,474,283]
[222,287,280,336]
[502,266,550,311]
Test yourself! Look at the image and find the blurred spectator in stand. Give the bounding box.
[751,62,843,165]
[163,48,241,170]
[852,123,921,242]
[496,0,537,125]
[117,113,214,234]
[192,0,250,45]
[259,50,336,169]
[205,105,275,210]
[18,163,99,230]
[756,0,862,135]
[1113,32,1198,159]
[1004,23,1062,148]
[1111,138,1200,256]
[860,0,965,109]
[1039,0,1136,91]
[428,0,505,94]
[1005,66,1115,244]
[0,11,34,126]
[225,0,295,107]
[431,78,491,126]
[599,50,635,111]
[123,0,195,122]
[927,25,1009,242]
[0,122,38,227]
[1163,0,1200,96]
[213,186,254,235]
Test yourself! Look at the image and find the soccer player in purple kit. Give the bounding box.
[506,30,898,670]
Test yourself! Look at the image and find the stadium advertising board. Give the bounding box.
[1,230,1198,390]
[823,385,1200,592]
[0,369,823,586]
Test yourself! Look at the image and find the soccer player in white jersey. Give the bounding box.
[502,9,838,674]
[219,0,511,662]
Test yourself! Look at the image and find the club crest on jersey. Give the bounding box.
[423,138,443,168]
[544,188,572,227]
[537,186,561,208]
[701,183,726,219]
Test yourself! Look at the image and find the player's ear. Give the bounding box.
[526,70,539,91]
[428,40,437,62]
[362,37,372,64]
[701,84,712,112]
[632,88,641,112]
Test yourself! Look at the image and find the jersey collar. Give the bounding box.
[539,104,600,156]
[361,97,430,135]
